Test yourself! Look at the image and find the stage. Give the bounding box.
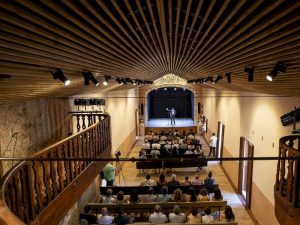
[145,118,197,134]
[147,118,194,127]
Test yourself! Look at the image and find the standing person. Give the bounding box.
[103,163,116,186]
[166,108,176,125]
[208,133,217,157]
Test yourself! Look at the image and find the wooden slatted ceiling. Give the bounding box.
[0,0,300,104]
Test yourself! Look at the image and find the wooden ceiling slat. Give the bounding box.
[171,0,182,74]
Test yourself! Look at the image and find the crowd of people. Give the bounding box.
[140,129,205,158]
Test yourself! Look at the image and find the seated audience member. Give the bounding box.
[79,206,97,224]
[143,140,151,150]
[172,141,179,149]
[140,174,157,186]
[173,129,179,136]
[181,176,192,185]
[164,141,172,150]
[194,146,204,155]
[160,134,167,141]
[116,191,127,204]
[173,188,186,202]
[150,148,160,156]
[192,175,203,185]
[157,186,172,202]
[153,133,160,142]
[169,205,186,223]
[160,147,169,157]
[167,174,180,186]
[204,171,216,189]
[221,205,235,222]
[197,188,210,201]
[187,207,201,223]
[179,141,188,149]
[128,189,141,204]
[114,207,133,224]
[149,205,168,224]
[101,188,116,204]
[139,151,147,159]
[171,146,179,156]
[184,149,193,154]
[142,187,158,202]
[202,207,214,223]
[187,133,195,140]
[152,142,161,150]
[188,187,197,202]
[157,173,168,186]
[212,187,223,201]
[97,208,114,225]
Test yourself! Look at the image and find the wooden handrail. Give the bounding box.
[0,114,111,225]
[274,135,300,224]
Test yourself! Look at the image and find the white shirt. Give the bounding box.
[140,179,157,186]
[184,150,193,154]
[149,212,168,223]
[210,135,217,147]
[202,215,214,223]
[97,215,114,224]
[169,213,186,223]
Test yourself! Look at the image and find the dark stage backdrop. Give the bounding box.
[148,88,193,118]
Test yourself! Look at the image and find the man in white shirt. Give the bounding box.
[140,174,157,186]
[97,208,114,224]
[169,205,186,223]
[149,205,168,223]
[209,132,217,157]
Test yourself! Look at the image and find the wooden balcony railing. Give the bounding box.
[0,114,111,225]
[274,135,300,225]
[70,111,105,132]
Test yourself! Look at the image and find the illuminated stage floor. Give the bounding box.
[147,118,195,128]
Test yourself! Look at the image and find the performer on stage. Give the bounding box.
[166,107,176,125]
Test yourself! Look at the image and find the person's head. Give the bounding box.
[173,205,181,215]
[117,207,124,217]
[159,173,166,182]
[129,189,139,203]
[146,174,151,180]
[106,188,113,197]
[204,207,211,215]
[148,187,154,195]
[161,186,168,195]
[224,205,235,221]
[185,176,189,181]
[195,175,199,180]
[101,207,108,216]
[117,191,124,201]
[212,132,215,136]
[173,188,183,201]
[191,207,198,216]
[214,187,222,200]
[200,188,208,196]
[154,204,161,213]
[189,187,197,202]
[171,173,177,181]
[84,205,92,214]
[208,171,213,178]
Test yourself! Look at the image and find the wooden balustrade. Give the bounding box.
[0,114,111,225]
[70,111,105,132]
[274,135,300,225]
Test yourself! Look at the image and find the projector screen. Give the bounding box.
[148,87,193,119]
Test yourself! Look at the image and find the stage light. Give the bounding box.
[266,62,287,82]
[83,71,99,86]
[103,75,111,86]
[164,87,167,91]
[174,87,177,91]
[53,69,70,86]
[225,72,231,83]
[214,75,223,84]
[133,79,137,85]
[204,76,213,83]
[244,66,254,82]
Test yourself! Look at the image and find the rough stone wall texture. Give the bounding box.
[0,98,72,176]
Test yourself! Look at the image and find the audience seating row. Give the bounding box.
[100,184,218,196]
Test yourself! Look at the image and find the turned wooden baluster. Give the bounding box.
[286,152,294,203]
[63,142,71,186]
[82,114,86,130]
[87,114,92,127]
[42,156,52,203]
[73,137,79,177]
[82,134,87,168]
[7,183,17,217]
[12,173,22,220]
[33,160,45,213]
[50,152,58,198]
[68,140,75,182]
[76,115,81,132]
[25,162,36,221]
[78,136,83,173]
[20,166,30,223]
[275,144,282,191]
[279,149,287,196]
[56,148,65,192]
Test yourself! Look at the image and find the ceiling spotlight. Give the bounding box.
[244,66,254,82]
[225,72,231,83]
[205,76,213,83]
[174,87,177,91]
[164,87,167,91]
[83,71,99,86]
[53,69,70,86]
[214,75,223,84]
[103,75,111,86]
[133,79,137,85]
[266,62,287,82]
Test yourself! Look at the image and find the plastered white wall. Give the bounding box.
[203,87,300,204]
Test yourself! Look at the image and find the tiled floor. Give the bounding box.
[115,136,255,225]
